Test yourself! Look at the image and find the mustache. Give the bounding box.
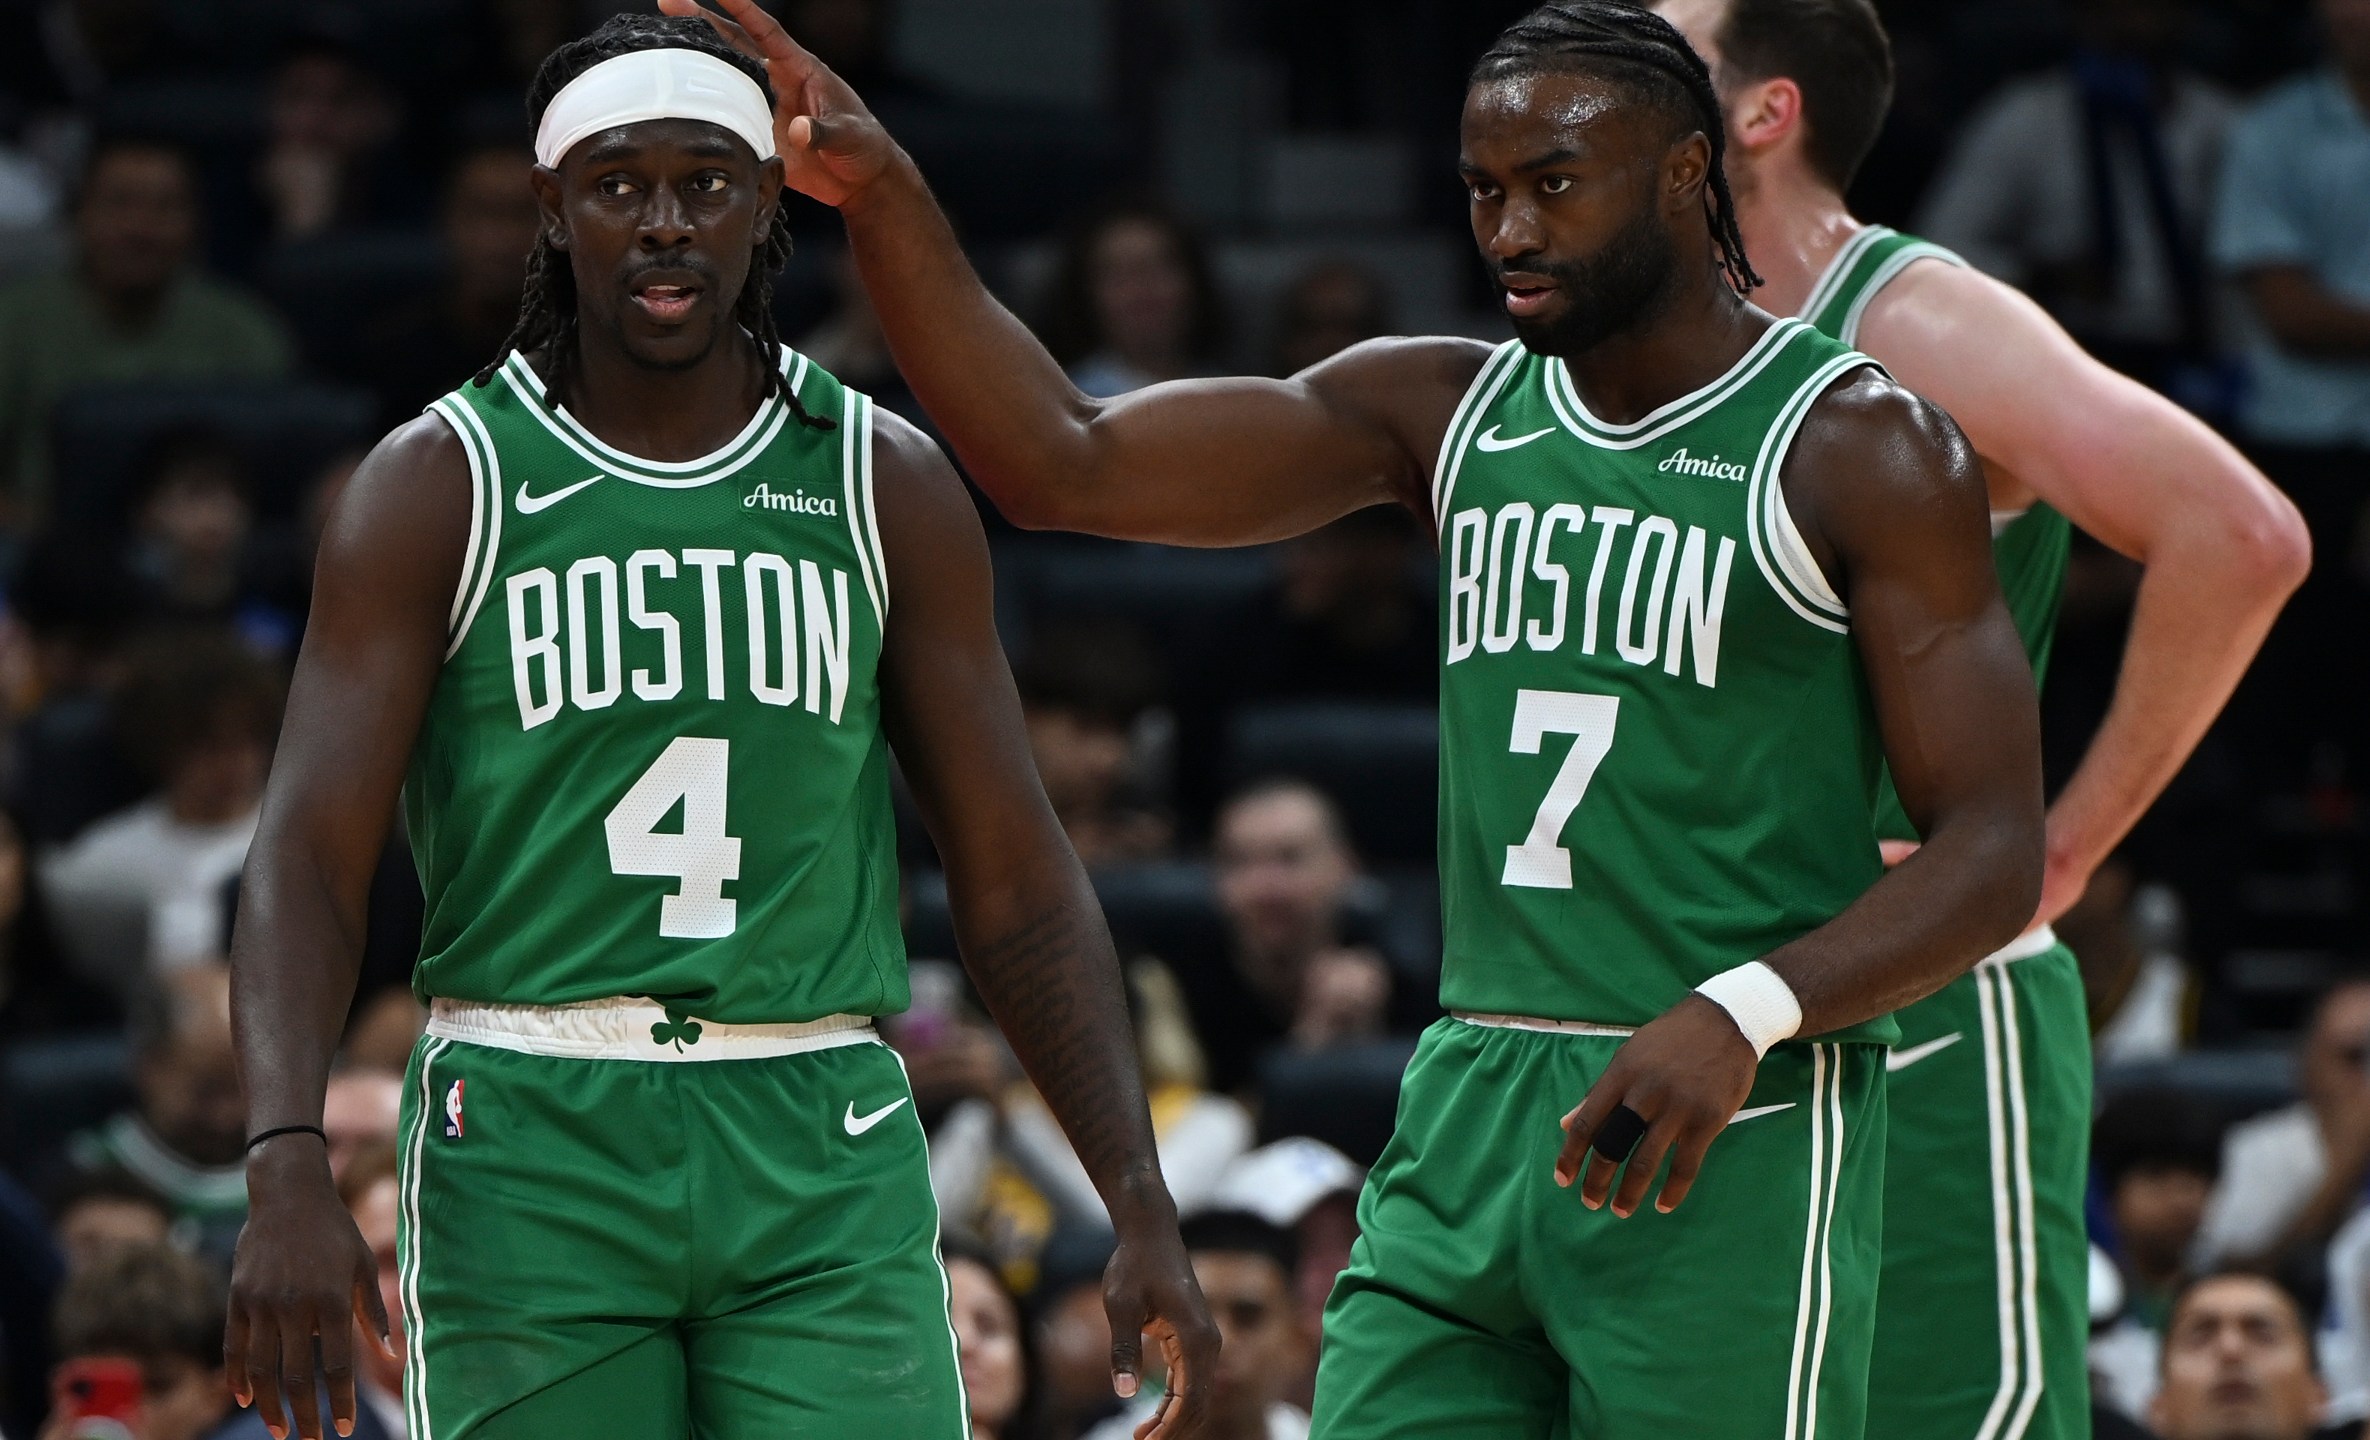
[620,257,719,285]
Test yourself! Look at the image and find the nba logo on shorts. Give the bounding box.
[444,1078,465,1138]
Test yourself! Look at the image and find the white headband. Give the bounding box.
[534,48,777,169]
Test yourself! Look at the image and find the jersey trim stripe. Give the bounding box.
[1745,353,1871,631]
[1546,320,1811,449]
[858,395,887,617]
[496,352,795,486]
[841,390,885,624]
[1432,341,1527,530]
[1800,226,1894,330]
[399,1036,454,1440]
[1430,340,1525,523]
[1836,242,1967,347]
[889,1048,980,1440]
[1783,1043,1839,1440]
[429,398,488,639]
[1803,1044,1849,1438]
[434,397,507,658]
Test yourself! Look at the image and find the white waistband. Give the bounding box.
[426,997,878,1061]
[1452,1011,1637,1037]
[1978,924,2059,969]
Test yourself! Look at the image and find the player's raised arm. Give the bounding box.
[867,410,1218,1440]
[1557,373,2044,1218]
[224,416,472,1440]
[658,0,1481,546]
[1857,263,2310,926]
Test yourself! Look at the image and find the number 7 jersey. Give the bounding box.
[1434,319,1896,1045]
[402,349,908,1024]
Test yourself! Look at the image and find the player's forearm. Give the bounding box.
[948,865,1173,1223]
[839,160,1111,531]
[1766,802,2042,1035]
[229,831,373,1135]
[2046,522,2304,874]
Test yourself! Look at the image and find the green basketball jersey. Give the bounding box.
[1434,319,1895,1045]
[404,349,907,1023]
[1803,226,2072,841]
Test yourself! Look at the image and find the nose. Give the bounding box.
[1484,197,1544,263]
[639,184,694,250]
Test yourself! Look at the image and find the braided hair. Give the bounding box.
[1471,1,1761,294]
[473,13,833,431]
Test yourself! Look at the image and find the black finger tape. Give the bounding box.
[1590,1104,1648,1162]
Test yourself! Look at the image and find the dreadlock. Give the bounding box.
[473,13,833,431]
[1471,1,1761,294]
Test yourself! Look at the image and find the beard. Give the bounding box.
[1503,202,1680,358]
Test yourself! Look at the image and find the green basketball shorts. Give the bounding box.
[1868,936,2093,1440]
[394,998,968,1440]
[1312,1016,1888,1440]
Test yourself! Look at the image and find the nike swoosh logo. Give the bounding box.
[843,1097,911,1136]
[1885,1032,1964,1073]
[1729,1102,1797,1125]
[1475,424,1555,452]
[515,475,602,514]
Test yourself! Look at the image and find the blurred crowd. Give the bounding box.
[0,0,2361,1437]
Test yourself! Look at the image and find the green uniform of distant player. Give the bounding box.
[697,0,2058,1434]
[1651,1,2310,1435]
[223,18,1216,1440]
[1807,228,2093,1440]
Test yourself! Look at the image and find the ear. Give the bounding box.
[528,163,569,251]
[1728,75,1804,160]
[1666,130,1712,207]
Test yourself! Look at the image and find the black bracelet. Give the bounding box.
[244,1124,328,1153]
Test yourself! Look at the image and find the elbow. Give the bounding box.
[2241,489,2315,600]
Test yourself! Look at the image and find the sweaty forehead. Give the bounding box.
[564,116,756,170]
[1460,70,1632,166]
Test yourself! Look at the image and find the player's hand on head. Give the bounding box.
[1554,994,1759,1218]
[655,0,900,207]
[1101,1219,1220,1439]
[225,1139,394,1440]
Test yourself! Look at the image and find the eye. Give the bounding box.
[1466,180,1501,202]
[597,175,639,196]
[691,173,730,195]
[1540,175,1573,195]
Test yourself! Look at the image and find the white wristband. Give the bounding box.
[1694,962,1802,1060]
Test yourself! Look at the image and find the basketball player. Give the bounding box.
[1647,3,2310,1436]
[670,0,2046,1434]
[221,17,1215,1440]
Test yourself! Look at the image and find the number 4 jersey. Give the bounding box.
[1434,319,1896,1046]
[403,349,908,1024]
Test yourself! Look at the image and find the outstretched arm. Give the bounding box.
[659,0,1483,545]
[1860,261,2309,925]
[1557,372,2044,1217]
[870,410,1217,1439]
[225,417,471,1440]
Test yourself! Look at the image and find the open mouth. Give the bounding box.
[630,278,705,323]
[1500,274,1559,319]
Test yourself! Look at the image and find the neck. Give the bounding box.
[84,272,170,332]
[1730,167,1862,320]
[561,327,769,463]
[1561,273,1763,425]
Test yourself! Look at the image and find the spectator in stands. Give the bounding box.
[2091,1087,2229,1420]
[0,805,116,1038]
[58,967,243,1258]
[41,632,281,990]
[944,1236,1035,1440]
[47,1168,169,1272]
[251,37,407,246]
[2196,981,2370,1273]
[346,147,539,429]
[43,1242,230,1440]
[1086,1211,1314,1440]
[1917,0,2234,388]
[320,1068,400,1190]
[7,537,145,845]
[0,138,291,527]
[1269,260,1392,378]
[1030,1226,1124,1440]
[796,247,922,424]
[1177,779,1429,1096]
[1207,1138,1365,1356]
[2148,1271,2333,1440]
[123,429,306,650]
[1014,620,1173,867]
[1040,200,1226,397]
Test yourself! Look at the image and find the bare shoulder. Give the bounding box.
[1304,334,1502,500]
[1792,367,1981,497]
[1854,257,2081,387]
[866,403,987,567]
[323,410,474,559]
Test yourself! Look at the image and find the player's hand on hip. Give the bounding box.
[655,0,901,208]
[225,1137,393,1440]
[1554,994,1759,1218]
[1103,1214,1220,1439]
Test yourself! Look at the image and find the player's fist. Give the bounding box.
[1554,993,1758,1218]
[657,0,903,208]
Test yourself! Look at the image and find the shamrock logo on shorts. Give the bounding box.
[651,1009,704,1051]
